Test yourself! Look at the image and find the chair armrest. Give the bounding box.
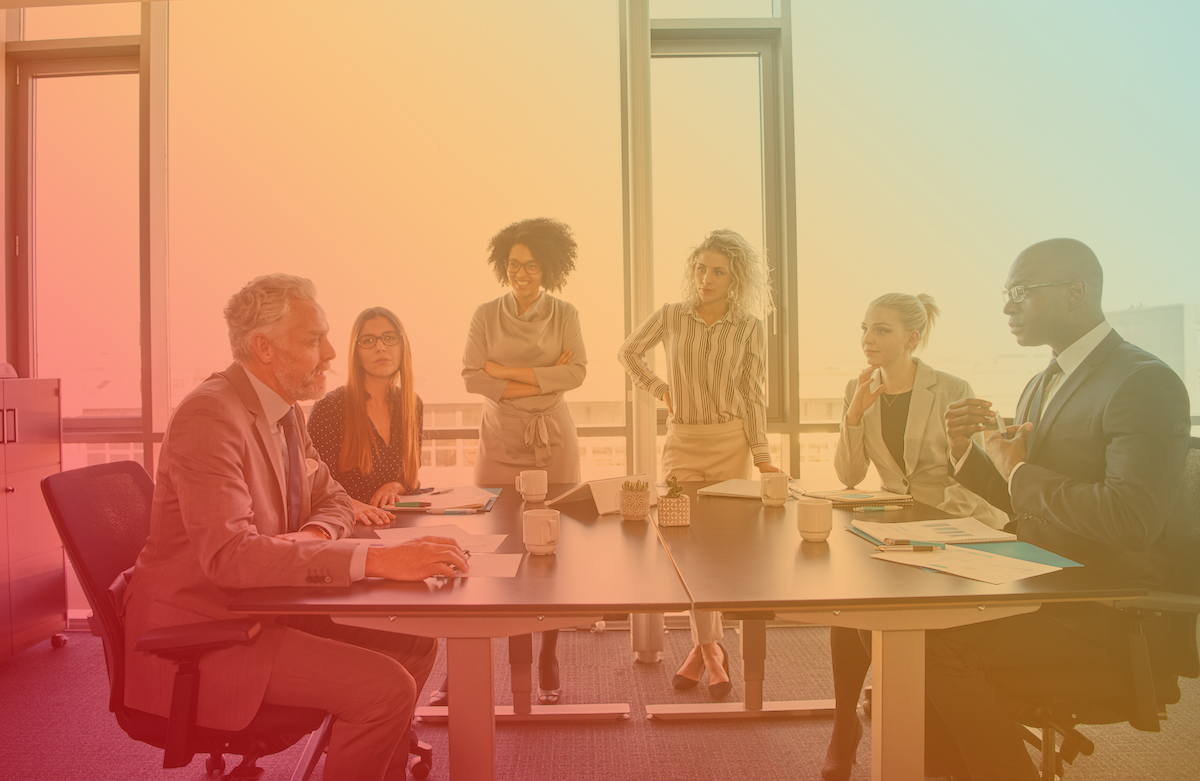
[1112,591,1200,614]
[134,617,262,659]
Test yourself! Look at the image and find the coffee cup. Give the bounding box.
[523,508,560,555]
[515,469,548,503]
[796,497,833,542]
[761,472,789,507]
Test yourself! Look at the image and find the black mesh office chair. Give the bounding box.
[41,461,332,781]
[1004,437,1200,781]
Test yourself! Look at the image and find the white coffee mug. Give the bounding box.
[515,469,548,503]
[796,497,833,542]
[761,472,789,507]
[523,508,560,555]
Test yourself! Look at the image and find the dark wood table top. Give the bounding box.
[657,482,1145,613]
[231,484,691,616]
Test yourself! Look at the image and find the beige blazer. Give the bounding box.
[121,363,356,731]
[834,358,1008,528]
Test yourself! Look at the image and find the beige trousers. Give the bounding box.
[661,418,754,646]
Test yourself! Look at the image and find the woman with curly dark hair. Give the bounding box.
[451,217,586,705]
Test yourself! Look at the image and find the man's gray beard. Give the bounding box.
[280,369,326,402]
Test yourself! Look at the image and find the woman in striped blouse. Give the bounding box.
[618,229,781,698]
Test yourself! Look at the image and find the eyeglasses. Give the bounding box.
[506,260,542,275]
[356,332,401,349]
[1002,280,1078,305]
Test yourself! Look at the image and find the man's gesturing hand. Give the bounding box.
[944,398,997,462]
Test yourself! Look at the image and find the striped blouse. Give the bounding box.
[618,302,769,464]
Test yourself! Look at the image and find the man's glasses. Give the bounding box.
[356,332,401,349]
[506,260,542,275]
[1002,280,1078,305]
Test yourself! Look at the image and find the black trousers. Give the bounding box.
[922,601,1130,781]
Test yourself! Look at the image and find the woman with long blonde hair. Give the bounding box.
[619,229,782,699]
[309,306,423,526]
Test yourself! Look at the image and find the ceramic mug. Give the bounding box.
[761,472,789,507]
[515,469,548,503]
[796,497,833,542]
[523,508,560,554]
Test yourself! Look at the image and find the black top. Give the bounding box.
[307,385,423,503]
[879,390,912,470]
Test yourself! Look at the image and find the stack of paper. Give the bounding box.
[851,517,1016,545]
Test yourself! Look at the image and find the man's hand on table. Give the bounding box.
[366,535,470,580]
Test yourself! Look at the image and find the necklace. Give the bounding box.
[881,392,898,408]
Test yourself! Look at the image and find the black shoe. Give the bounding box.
[671,672,700,690]
[820,716,863,781]
[707,643,732,699]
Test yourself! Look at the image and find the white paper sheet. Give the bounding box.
[363,524,507,554]
[871,545,1060,584]
[457,553,523,578]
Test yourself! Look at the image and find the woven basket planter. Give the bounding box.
[656,495,691,526]
[620,489,651,521]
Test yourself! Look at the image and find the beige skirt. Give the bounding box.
[661,419,753,482]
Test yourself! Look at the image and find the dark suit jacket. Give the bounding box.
[121,363,357,731]
[956,330,1191,590]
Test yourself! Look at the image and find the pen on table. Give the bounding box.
[858,505,901,512]
[875,544,939,552]
[426,508,477,515]
[883,538,945,547]
[393,502,431,508]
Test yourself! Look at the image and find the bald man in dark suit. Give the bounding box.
[932,239,1192,779]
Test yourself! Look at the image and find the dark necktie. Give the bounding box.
[281,408,304,533]
[1027,359,1063,429]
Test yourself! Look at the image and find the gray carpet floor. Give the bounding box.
[1,624,1198,780]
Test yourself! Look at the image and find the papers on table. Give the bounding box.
[796,487,913,507]
[457,553,523,578]
[852,517,1017,545]
[367,524,507,554]
[697,479,765,499]
[393,486,498,511]
[872,545,1061,585]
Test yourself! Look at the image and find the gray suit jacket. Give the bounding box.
[956,330,1192,589]
[121,363,356,730]
[835,358,1008,527]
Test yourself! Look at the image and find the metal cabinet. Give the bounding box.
[0,379,63,661]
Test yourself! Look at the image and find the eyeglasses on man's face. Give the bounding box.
[356,332,401,349]
[1001,279,1078,305]
[506,260,542,276]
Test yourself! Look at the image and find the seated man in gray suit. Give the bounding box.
[121,274,468,781]
[934,238,1192,780]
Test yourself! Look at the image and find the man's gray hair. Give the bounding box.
[224,274,318,362]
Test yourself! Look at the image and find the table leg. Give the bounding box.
[631,612,663,663]
[447,637,495,781]
[509,634,533,716]
[871,628,924,781]
[740,619,766,710]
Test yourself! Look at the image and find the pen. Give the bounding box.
[858,506,901,512]
[426,508,477,515]
[393,502,431,508]
[883,538,944,547]
[875,544,938,552]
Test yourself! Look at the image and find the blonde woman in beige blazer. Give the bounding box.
[821,293,1005,781]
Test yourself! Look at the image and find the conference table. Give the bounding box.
[648,482,1145,781]
[230,485,691,781]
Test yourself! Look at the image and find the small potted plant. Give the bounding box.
[620,479,651,521]
[656,475,690,526]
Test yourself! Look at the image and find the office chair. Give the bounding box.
[41,461,331,781]
[1004,437,1200,781]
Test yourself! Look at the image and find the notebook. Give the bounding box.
[696,479,767,499]
[797,488,913,508]
[851,517,1017,545]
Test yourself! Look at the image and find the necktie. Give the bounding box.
[281,408,304,533]
[1027,359,1063,429]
